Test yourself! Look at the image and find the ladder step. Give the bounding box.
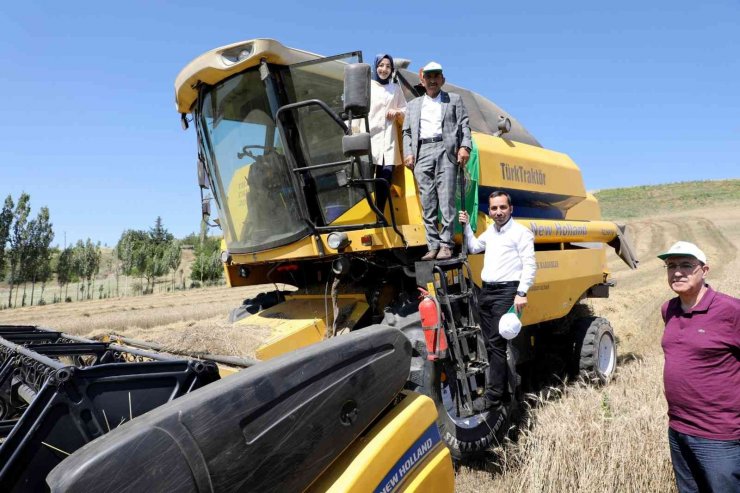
[439,292,473,302]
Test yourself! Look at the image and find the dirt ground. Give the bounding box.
[0,201,737,491]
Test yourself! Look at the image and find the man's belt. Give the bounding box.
[481,281,518,289]
[419,135,443,145]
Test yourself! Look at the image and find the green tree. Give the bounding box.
[27,207,54,305]
[7,193,30,308]
[57,247,74,301]
[165,240,182,291]
[70,240,99,300]
[0,195,13,282]
[116,219,180,295]
[190,236,223,284]
[117,229,148,295]
[84,239,101,300]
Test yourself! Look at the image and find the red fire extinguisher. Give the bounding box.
[418,289,448,361]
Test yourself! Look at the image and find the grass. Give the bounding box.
[595,179,740,219]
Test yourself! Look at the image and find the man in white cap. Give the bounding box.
[402,61,472,260]
[658,241,739,493]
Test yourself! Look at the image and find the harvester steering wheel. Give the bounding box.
[237,145,268,160]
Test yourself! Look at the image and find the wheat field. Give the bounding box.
[0,200,737,491]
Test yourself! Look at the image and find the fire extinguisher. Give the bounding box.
[418,288,448,361]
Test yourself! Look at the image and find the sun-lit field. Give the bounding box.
[0,189,737,491]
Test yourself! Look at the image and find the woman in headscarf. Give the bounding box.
[368,53,407,220]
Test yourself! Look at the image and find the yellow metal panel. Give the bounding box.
[215,365,241,378]
[475,131,586,201]
[522,219,618,243]
[176,39,322,113]
[468,247,607,324]
[566,192,602,220]
[399,448,455,492]
[235,296,369,360]
[310,391,453,493]
[228,224,426,265]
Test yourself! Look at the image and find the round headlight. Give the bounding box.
[327,232,351,251]
[220,251,232,264]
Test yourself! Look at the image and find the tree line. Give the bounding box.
[0,193,224,310]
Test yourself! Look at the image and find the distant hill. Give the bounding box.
[595,179,740,219]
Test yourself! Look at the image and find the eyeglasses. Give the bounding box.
[664,262,702,272]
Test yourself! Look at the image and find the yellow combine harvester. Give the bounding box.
[174,38,637,460]
[1,39,639,492]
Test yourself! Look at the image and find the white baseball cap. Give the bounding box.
[422,61,443,73]
[657,241,707,264]
[499,311,522,340]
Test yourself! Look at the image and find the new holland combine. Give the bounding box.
[0,38,637,491]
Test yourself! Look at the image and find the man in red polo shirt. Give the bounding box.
[658,241,739,493]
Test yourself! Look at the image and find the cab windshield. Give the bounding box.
[197,53,366,254]
[198,68,306,252]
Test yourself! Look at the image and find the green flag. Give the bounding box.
[441,137,480,233]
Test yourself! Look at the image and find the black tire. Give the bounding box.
[383,305,511,460]
[414,359,509,460]
[572,317,617,383]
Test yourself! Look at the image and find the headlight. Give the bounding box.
[220,43,254,65]
[327,232,351,251]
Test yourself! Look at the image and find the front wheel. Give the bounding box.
[413,359,509,460]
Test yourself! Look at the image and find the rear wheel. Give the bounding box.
[572,317,617,383]
[384,302,515,460]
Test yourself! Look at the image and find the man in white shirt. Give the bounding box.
[459,191,536,411]
[402,62,472,260]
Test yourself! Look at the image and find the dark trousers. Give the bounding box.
[668,428,740,493]
[478,284,517,403]
[375,164,394,218]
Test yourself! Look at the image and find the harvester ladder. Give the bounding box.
[430,258,487,415]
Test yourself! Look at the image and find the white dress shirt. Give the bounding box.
[419,93,443,139]
[464,218,536,293]
[367,80,407,165]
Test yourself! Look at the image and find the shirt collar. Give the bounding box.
[687,284,715,313]
[494,217,513,233]
[424,92,442,103]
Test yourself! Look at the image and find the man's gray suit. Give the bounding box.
[402,91,472,249]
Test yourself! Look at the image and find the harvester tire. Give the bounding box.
[416,360,507,460]
[382,306,506,460]
[572,317,617,383]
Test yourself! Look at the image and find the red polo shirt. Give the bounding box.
[661,285,740,440]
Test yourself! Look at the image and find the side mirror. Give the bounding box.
[343,63,370,118]
[197,155,210,189]
[494,116,512,137]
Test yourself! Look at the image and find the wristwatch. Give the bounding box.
[516,291,527,297]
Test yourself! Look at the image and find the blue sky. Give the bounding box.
[2,1,738,247]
